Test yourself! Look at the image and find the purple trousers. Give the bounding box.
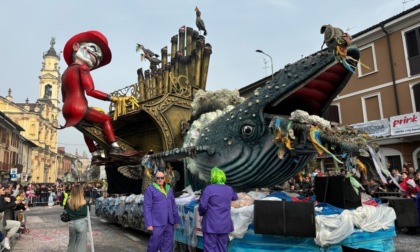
[416,192,420,226]
[147,224,174,252]
[203,232,229,252]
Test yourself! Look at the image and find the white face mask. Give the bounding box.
[75,42,103,69]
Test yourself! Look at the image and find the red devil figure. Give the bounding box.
[61,30,137,164]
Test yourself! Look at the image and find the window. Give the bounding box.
[361,93,383,122]
[358,44,377,77]
[413,82,420,112]
[30,124,36,135]
[405,26,420,76]
[324,104,340,123]
[44,84,52,98]
[386,155,402,171]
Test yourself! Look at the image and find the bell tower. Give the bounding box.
[39,37,61,107]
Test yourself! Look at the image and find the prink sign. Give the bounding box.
[390,112,420,136]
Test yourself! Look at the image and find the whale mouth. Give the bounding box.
[263,48,359,117]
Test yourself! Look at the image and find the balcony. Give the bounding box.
[0,163,12,172]
[0,163,23,172]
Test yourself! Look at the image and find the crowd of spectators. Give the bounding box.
[22,181,106,207]
[0,180,106,249]
[276,164,420,200]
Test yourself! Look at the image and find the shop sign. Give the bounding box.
[351,119,390,137]
[390,112,420,136]
[10,168,17,181]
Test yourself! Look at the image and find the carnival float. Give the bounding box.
[67,11,400,251]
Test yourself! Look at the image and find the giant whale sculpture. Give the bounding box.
[146,45,362,190]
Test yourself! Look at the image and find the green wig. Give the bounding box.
[210,167,226,184]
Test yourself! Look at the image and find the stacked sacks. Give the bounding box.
[95,194,146,231]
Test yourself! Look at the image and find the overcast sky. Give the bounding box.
[1,0,418,156]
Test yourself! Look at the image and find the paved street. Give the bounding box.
[9,204,420,251]
[13,205,149,252]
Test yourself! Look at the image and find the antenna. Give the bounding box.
[403,0,414,11]
[346,26,356,33]
[262,58,270,76]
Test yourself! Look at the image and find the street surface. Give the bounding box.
[13,205,149,251]
[10,204,420,252]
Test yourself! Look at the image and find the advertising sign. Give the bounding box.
[390,112,420,136]
[351,119,390,137]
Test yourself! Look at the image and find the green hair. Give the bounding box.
[210,167,226,184]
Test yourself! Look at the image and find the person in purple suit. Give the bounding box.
[144,171,180,252]
[199,167,238,252]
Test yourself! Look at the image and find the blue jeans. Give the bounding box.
[67,218,87,252]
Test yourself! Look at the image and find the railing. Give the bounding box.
[373,191,402,198]
[0,163,23,172]
[0,163,12,171]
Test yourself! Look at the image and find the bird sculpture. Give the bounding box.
[144,53,162,70]
[135,43,159,58]
[195,6,207,36]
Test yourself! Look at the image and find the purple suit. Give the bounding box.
[144,183,180,252]
[199,184,238,252]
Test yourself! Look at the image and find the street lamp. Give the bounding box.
[256,49,274,79]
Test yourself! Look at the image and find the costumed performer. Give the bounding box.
[199,167,238,252]
[143,171,180,252]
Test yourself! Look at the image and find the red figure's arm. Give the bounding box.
[79,64,109,101]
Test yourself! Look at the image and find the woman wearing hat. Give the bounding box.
[60,31,137,165]
[199,167,238,252]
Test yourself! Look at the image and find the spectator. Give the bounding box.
[92,183,101,202]
[404,179,420,199]
[367,179,387,196]
[61,185,71,208]
[26,184,35,206]
[56,186,63,205]
[65,185,89,252]
[84,184,93,211]
[289,184,297,194]
[391,168,402,183]
[299,175,314,197]
[0,183,22,250]
[400,171,409,183]
[199,167,238,252]
[143,171,180,252]
[40,184,49,206]
[408,166,416,177]
[415,171,420,187]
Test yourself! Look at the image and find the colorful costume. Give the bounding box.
[198,167,238,252]
[143,182,180,252]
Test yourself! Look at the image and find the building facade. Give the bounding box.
[330,5,420,171]
[0,38,61,183]
[0,111,24,182]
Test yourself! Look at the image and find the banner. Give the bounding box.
[351,119,390,137]
[390,112,420,135]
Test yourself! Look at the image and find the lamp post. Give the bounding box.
[256,49,274,79]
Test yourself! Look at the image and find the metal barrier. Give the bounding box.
[28,193,57,207]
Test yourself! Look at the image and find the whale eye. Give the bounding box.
[240,122,258,141]
[242,125,254,136]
